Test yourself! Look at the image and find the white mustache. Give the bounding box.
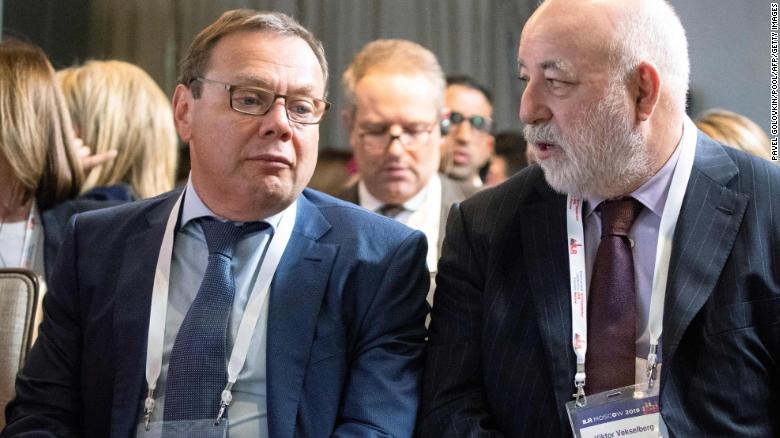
[523,123,564,149]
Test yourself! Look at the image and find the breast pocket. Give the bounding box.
[309,330,347,365]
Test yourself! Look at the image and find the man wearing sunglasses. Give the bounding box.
[440,75,496,189]
[4,10,429,438]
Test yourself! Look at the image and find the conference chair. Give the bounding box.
[0,268,39,428]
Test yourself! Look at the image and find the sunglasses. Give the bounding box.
[447,111,493,133]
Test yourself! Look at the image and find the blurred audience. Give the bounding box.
[0,39,127,284]
[59,60,178,199]
[0,39,82,280]
[307,149,357,195]
[695,108,773,162]
[440,75,495,189]
[484,130,528,186]
[339,39,477,301]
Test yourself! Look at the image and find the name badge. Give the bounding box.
[566,382,667,438]
[137,418,228,438]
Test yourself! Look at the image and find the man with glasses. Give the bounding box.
[440,75,496,189]
[4,10,429,438]
[339,40,478,302]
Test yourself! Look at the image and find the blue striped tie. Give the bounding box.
[163,218,266,421]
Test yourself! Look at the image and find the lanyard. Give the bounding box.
[143,190,296,428]
[567,122,697,406]
[19,202,41,270]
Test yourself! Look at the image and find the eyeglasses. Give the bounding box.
[448,111,493,133]
[357,123,438,154]
[192,77,331,124]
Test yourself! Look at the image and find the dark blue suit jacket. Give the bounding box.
[4,188,429,438]
[419,133,780,436]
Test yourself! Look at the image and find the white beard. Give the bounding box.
[524,84,653,199]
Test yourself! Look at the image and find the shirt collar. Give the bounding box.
[358,173,441,214]
[180,175,290,230]
[585,116,696,219]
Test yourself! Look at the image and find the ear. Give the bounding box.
[341,109,358,152]
[633,61,661,122]
[341,108,354,132]
[479,134,496,164]
[172,84,194,142]
[439,107,452,136]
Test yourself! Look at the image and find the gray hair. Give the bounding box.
[607,0,690,113]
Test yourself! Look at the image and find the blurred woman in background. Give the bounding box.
[695,108,773,162]
[0,39,133,284]
[58,60,178,199]
[0,38,87,281]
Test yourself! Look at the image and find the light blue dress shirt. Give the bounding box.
[137,180,291,437]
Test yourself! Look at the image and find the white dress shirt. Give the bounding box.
[358,173,442,272]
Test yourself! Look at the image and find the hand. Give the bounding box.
[77,140,117,172]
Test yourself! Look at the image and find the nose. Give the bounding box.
[518,79,552,126]
[454,119,473,143]
[259,100,293,142]
[385,125,406,157]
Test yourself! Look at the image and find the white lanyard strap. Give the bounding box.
[216,200,296,424]
[143,191,296,428]
[567,121,697,405]
[143,192,183,428]
[645,122,696,386]
[19,202,41,270]
[566,197,588,404]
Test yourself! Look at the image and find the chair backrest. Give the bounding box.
[0,268,39,428]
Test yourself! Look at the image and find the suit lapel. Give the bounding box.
[519,176,575,426]
[110,194,179,437]
[266,194,337,438]
[660,136,748,386]
[438,175,478,252]
[438,177,458,252]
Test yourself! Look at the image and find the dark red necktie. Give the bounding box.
[585,197,642,395]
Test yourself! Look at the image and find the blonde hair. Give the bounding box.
[59,60,178,198]
[0,39,83,209]
[695,109,773,161]
[179,9,328,99]
[342,39,445,111]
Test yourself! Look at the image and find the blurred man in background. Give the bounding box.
[340,39,477,305]
[440,75,495,189]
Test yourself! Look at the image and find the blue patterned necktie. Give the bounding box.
[163,218,267,421]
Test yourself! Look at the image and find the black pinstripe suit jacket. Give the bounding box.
[419,133,780,437]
